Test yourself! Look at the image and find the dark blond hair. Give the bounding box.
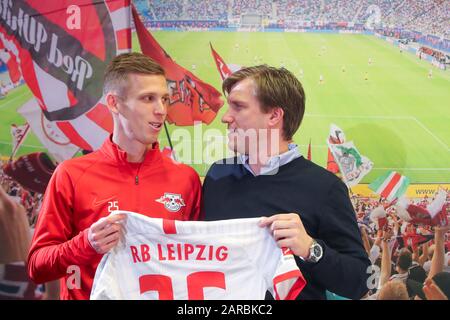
[378,281,409,300]
[103,52,165,97]
[222,65,305,140]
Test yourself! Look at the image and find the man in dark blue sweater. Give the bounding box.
[202,65,371,300]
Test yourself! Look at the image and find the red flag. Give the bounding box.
[307,139,312,161]
[3,152,56,194]
[132,5,223,125]
[395,191,448,227]
[210,42,232,81]
[369,206,388,231]
[326,124,345,174]
[10,123,30,159]
[397,234,434,251]
[0,1,132,151]
[403,203,449,227]
[326,149,340,173]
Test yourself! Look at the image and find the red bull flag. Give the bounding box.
[210,42,233,81]
[0,0,132,151]
[132,5,223,125]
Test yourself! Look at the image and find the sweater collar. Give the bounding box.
[100,135,163,167]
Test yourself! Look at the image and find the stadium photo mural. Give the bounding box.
[0,0,449,305]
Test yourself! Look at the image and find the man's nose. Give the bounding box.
[221,109,233,124]
[154,99,167,116]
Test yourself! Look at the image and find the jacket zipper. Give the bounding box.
[135,162,143,185]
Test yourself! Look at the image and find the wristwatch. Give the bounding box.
[305,239,323,263]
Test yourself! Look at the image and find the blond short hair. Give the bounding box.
[378,281,409,300]
[103,52,165,97]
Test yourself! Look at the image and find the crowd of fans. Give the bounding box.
[351,190,450,300]
[134,0,449,40]
[383,0,449,39]
[232,0,272,17]
[0,161,53,300]
[319,0,361,23]
[0,162,42,232]
[185,0,228,21]
[1,154,448,299]
[147,0,183,21]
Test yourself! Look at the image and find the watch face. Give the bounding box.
[309,242,323,262]
[314,245,322,257]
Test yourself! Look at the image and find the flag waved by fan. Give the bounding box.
[327,140,373,188]
[132,5,224,125]
[0,0,132,151]
[10,123,30,160]
[326,124,345,174]
[3,152,56,194]
[210,42,241,82]
[210,43,233,81]
[307,139,312,161]
[394,189,448,227]
[396,233,434,251]
[369,171,410,202]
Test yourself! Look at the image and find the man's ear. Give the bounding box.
[268,107,284,127]
[106,93,119,114]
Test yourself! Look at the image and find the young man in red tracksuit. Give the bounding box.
[27,53,202,300]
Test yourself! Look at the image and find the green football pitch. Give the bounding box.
[0,32,449,183]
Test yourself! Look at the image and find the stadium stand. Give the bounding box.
[135,0,449,51]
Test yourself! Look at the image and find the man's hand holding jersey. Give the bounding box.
[88,214,126,254]
[259,213,313,259]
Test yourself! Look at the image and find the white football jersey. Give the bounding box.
[91,211,306,300]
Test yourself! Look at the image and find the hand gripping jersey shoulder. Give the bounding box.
[91,211,306,300]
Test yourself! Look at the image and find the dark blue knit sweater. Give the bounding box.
[203,156,371,300]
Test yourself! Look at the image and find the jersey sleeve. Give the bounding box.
[247,227,306,300]
[27,163,99,284]
[268,249,306,300]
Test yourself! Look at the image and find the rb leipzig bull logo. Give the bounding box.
[156,193,186,213]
